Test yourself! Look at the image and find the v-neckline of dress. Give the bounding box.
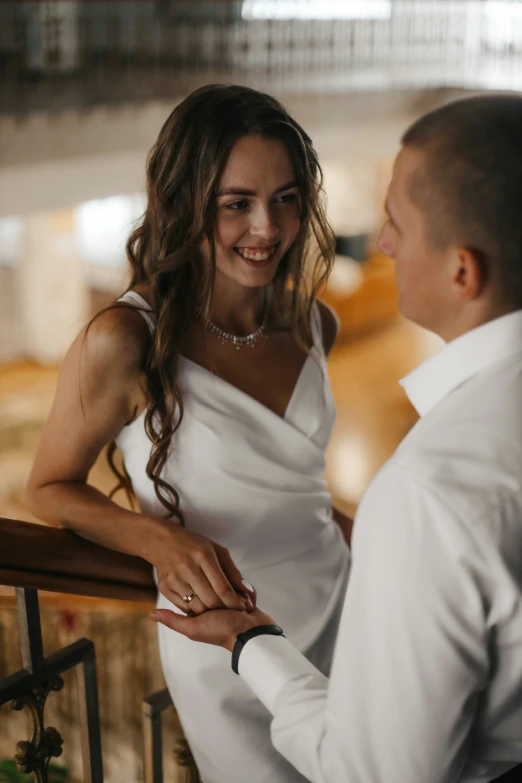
[180,354,312,423]
[121,290,318,423]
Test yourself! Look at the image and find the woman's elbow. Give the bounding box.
[24,480,40,516]
[23,481,61,528]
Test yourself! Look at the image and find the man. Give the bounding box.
[151,95,522,783]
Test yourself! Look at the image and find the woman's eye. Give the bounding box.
[224,199,249,211]
[276,193,299,204]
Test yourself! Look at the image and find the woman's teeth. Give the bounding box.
[235,246,276,262]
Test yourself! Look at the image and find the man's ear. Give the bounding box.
[452,246,487,301]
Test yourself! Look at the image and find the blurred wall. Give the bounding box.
[0,88,460,222]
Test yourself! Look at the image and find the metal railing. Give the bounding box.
[0,516,201,783]
[2,1,522,115]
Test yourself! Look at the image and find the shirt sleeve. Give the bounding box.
[238,464,490,783]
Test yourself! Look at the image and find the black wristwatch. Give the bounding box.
[231,624,285,675]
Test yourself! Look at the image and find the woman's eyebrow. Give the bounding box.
[217,180,299,197]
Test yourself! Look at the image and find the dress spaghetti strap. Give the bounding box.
[117,291,155,335]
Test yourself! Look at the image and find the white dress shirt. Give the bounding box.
[239,311,522,783]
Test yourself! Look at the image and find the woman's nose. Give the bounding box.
[249,206,279,240]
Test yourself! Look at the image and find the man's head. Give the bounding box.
[377,94,522,340]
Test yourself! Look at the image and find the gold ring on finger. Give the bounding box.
[182,590,197,604]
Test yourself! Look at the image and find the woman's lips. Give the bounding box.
[234,244,278,267]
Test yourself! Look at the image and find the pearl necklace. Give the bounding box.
[207,307,269,350]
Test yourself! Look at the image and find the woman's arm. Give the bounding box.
[25,307,251,615]
[317,299,340,357]
[332,506,354,547]
[26,308,155,553]
[316,301,354,545]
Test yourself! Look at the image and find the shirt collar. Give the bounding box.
[399,310,522,417]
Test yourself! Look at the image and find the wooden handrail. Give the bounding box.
[0,517,156,603]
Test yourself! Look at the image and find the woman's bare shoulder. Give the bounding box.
[74,302,152,392]
[316,299,340,356]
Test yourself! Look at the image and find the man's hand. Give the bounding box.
[150,606,276,652]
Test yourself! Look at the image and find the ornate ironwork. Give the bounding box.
[173,738,201,783]
[11,676,65,783]
[0,589,103,783]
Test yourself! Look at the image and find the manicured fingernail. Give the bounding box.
[241,580,254,593]
[246,597,254,609]
[149,612,159,621]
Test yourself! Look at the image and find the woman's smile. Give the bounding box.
[234,243,279,266]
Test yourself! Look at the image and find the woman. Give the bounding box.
[26,85,352,783]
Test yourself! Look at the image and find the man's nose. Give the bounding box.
[376,223,396,258]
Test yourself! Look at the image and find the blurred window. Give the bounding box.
[74,194,145,267]
[0,216,22,268]
[485,1,522,50]
[241,0,392,21]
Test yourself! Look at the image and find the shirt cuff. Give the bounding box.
[238,634,323,714]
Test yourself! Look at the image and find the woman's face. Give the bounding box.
[205,134,302,289]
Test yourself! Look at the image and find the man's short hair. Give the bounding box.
[402,94,522,308]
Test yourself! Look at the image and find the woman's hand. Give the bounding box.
[150,606,276,652]
[150,522,256,615]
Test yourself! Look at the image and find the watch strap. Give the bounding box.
[231,624,285,674]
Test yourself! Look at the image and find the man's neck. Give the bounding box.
[434,302,517,344]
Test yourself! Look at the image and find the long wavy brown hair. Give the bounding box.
[107,84,335,524]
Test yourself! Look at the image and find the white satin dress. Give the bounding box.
[115,291,351,783]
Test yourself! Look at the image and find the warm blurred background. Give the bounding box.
[1,1,521,781]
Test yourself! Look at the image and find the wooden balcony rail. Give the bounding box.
[0,516,199,783]
[0,516,156,603]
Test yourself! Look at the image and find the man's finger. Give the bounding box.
[150,609,195,635]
